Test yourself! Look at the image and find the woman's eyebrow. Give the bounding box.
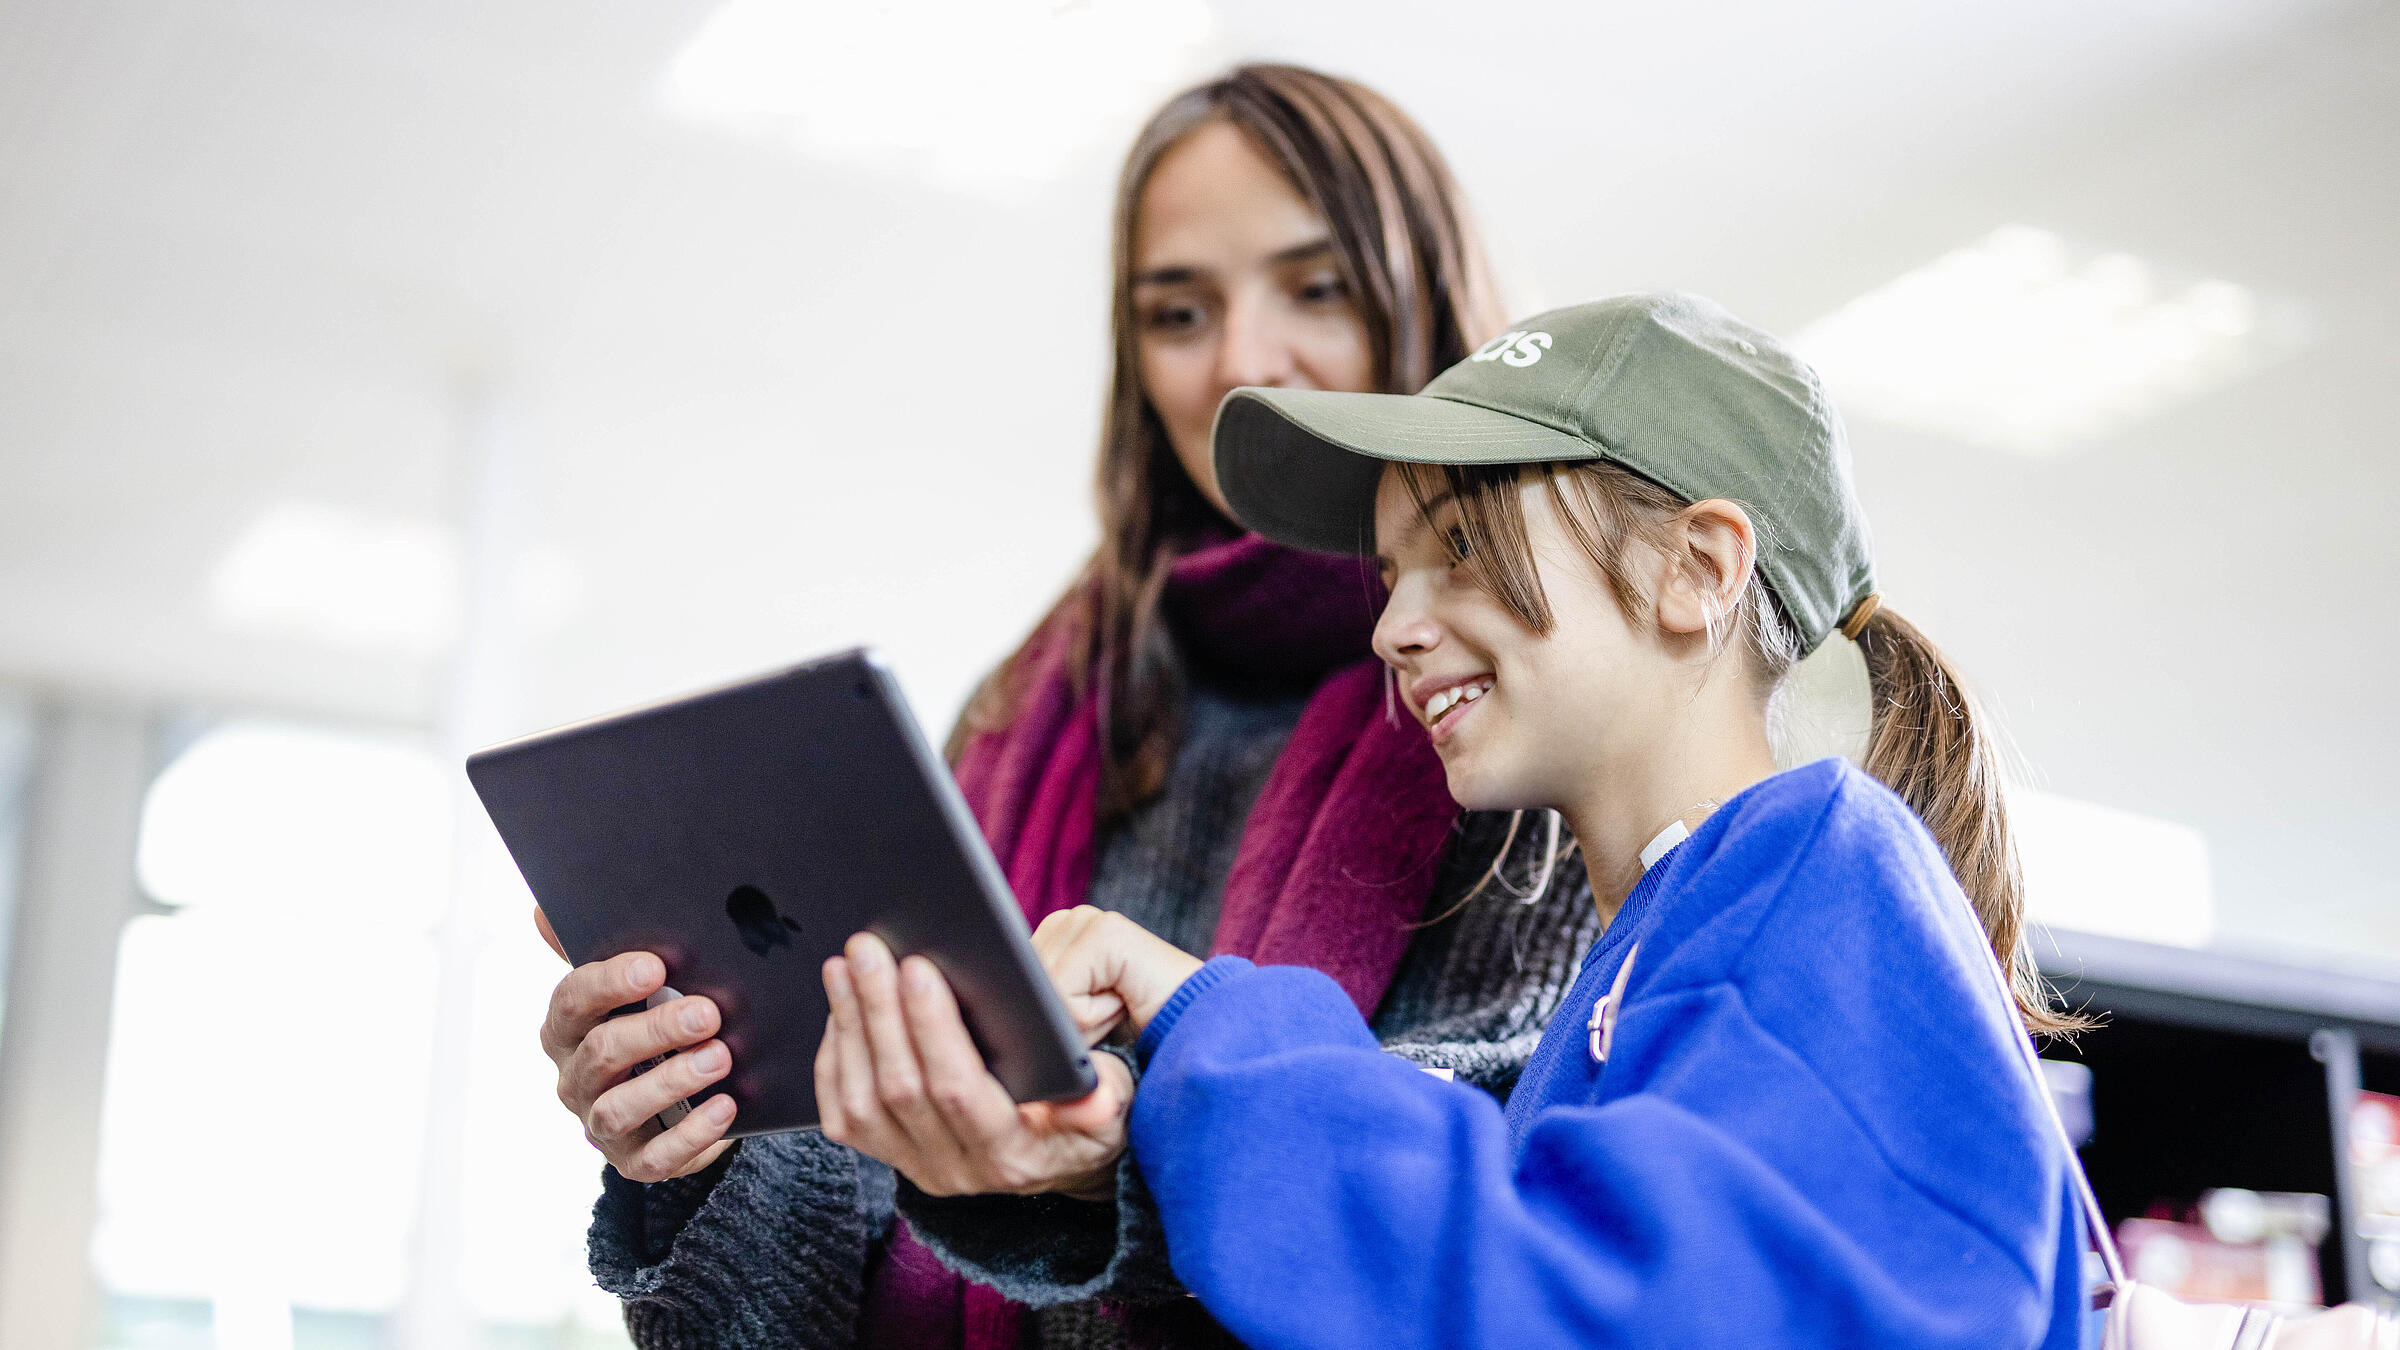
[1132,237,1338,288]
[1132,264,1203,287]
[1267,237,1337,267]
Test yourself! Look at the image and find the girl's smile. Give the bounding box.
[1410,672,1494,746]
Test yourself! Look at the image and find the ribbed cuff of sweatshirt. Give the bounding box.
[1137,956,1255,1067]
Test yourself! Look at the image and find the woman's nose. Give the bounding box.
[1214,293,1297,389]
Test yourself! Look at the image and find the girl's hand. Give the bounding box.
[534,906,739,1184]
[1030,906,1205,1042]
[817,933,1133,1201]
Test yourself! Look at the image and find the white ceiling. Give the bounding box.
[0,0,2392,952]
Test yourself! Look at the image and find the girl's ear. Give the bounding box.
[1653,499,1758,640]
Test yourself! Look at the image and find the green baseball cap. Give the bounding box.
[1211,291,1877,654]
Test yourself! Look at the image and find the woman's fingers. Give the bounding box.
[843,934,965,1160]
[813,1004,849,1141]
[819,932,1136,1199]
[542,950,664,1065]
[533,904,569,963]
[822,950,954,1179]
[620,1093,738,1184]
[534,940,737,1185]
[897,954,1025,1148]
[587,1039,732,1144]
[821,954,889,1149]
[563,993,719,1113]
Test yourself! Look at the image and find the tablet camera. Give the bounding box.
[726,884,803,957]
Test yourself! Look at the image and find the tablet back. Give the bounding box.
[466,649,1097,1136]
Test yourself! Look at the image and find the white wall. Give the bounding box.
[0,0,2389,1096]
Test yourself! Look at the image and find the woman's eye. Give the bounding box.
[1297,274,1350,305]
[1141,302,1207,335]
[1444,527,1474,565]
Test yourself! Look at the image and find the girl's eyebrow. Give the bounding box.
[1377,489,1458,563]
[1132,237,1337,288]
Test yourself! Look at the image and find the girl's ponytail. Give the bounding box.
[1851,604,2083,1037]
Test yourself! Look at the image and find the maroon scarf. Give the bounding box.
[863,533,1458,1348]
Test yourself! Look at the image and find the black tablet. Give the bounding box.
[466,648,1098,1136]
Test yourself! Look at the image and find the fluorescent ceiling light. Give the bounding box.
[659,0,1217,194]
[1795,226,2309,457]
[206,502,581,659]
[208,502,461,658]
[2014,786,2215,948]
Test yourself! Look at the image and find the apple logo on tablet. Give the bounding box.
[727,885,802,957]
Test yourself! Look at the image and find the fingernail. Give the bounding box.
[689,1044,726,1074]
[903,958,935,993]
[706,1095,736,1123]
[850,937,882,970]
[680,1002,709,1034]
[628,955,661,991]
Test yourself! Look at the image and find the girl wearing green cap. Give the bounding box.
[897,293,2096,1347]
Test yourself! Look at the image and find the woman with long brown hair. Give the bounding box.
[540,65,1609,1347]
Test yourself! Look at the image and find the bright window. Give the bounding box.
[0,690,34,1046]
[92,717,632,1349]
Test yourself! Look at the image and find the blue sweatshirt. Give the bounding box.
[1130,758,2085,1350]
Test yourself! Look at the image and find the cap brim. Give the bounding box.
[1213,388,1594,555]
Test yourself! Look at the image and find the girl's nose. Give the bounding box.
[1373,585,1442,666]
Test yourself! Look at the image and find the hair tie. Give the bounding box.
[1840,593,1882,642]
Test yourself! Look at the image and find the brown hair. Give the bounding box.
[949,64,1507,820]
[1400,460,2082,1036]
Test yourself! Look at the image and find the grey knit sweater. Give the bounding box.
[587,678,1598,1347]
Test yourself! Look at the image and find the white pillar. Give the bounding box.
[0,702,150,1350]
[389,384,530,1349]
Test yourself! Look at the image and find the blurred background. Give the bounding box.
[0,0,2392,1346]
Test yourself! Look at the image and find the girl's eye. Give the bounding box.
[1444,527,1474,566]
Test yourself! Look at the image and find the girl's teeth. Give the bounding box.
[1428,679,1492,724]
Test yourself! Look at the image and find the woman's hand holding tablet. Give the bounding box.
[535,906,739,1184]
[817,931,1133,1203]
